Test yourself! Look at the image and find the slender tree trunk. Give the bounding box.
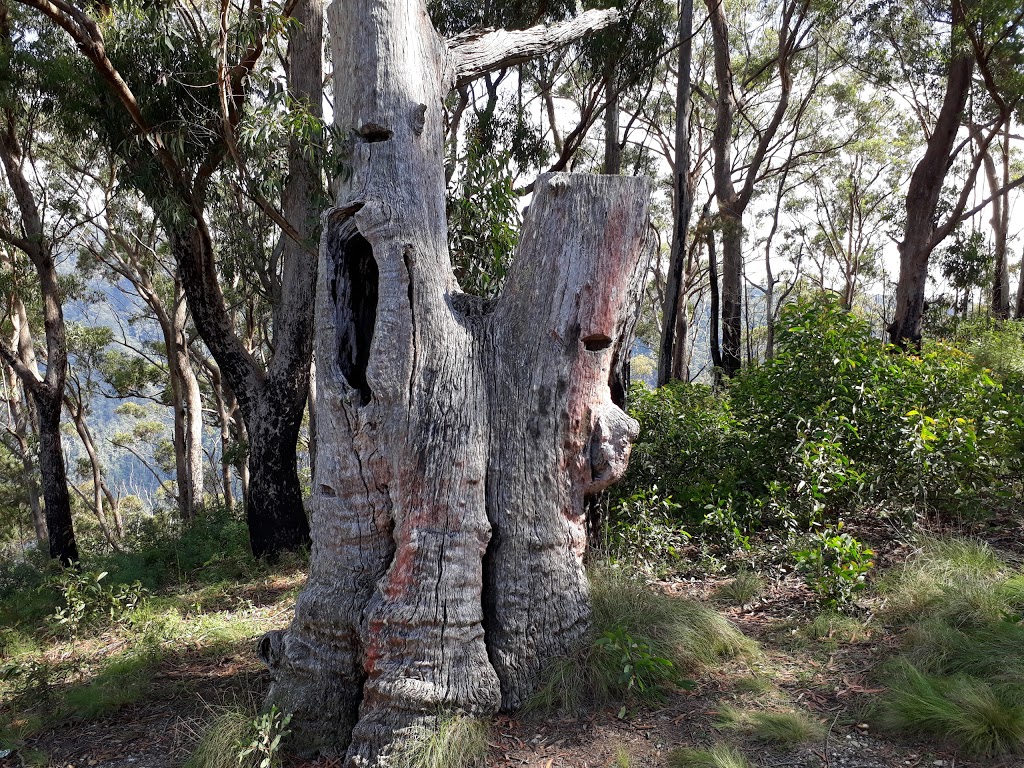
[262,3,642,763]
[6,311,45,543]
[888,1,973,347]
[604,61,621,175]
[66,398,122,552]
[658,0,694,385]
[1016,246,1024,320]
[707,207,724,379]
[983,128,1011,319]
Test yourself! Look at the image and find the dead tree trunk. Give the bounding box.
[262,2,647,764]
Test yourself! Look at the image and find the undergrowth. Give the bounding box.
[526,568,755,714]
[874,537,1024,755]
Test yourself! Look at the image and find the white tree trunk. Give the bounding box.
[262,2,650,763]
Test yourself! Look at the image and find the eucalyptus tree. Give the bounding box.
[259,3,652,763]
[17,0,326,557]
[788,82,915,311]
[0,9,89,564]
[702,0,841,376]
[77,172,208,522]
[870,0,1024,346]
[0,253,45,544]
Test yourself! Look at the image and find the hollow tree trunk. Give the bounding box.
[261,2,643,763]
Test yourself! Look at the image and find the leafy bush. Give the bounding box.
[46,570,146,637]
[792,526,874,610]
[610,296,1024,570]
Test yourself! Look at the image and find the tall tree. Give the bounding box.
[0,36,79,564]
[259,4,650,762]
[703,0,822,376]
[884,0,1024,346]
[658,0,694,384]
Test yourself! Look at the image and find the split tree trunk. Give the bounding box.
[262,2,645,764]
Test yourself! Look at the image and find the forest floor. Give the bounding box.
[3,516,1024,768]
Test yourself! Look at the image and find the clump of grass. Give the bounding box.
[732,674,775,694]
[717,704,825,745]
[63,652,157,718]
[873,536,1024,755]
[612,743,632,768]
[393,713,489,768]
[804,612,866,644]
[526,568,755,714]
[876,661,1024,756]
[183,706,259,768]
[668,744,750,768]
[879,537,1013,625]
[712,569,763,606]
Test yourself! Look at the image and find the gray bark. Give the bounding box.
[262,1,649,763]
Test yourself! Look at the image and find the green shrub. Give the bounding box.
[46,570,147,637]
[792,526,874,609]
[610,295,1024,568]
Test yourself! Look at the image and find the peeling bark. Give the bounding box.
[263,1,650,763]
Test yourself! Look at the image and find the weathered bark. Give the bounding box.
[888,0,973,347]
[658,0,694,386]
[262,2,649,763]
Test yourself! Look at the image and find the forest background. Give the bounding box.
[1,0,1024,764]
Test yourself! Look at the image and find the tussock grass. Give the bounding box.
[393,713,489,768]
[668,744,750,768]
[877,661,1024,756]
[712,570,763,606]
[526,568,755,714]
[874,536,1024,755]
[804,612,866,644]
[732,674,775,694]
[183,706,259,768]
[717,704,825,744]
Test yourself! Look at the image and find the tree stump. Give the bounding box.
[261,1,653,763]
